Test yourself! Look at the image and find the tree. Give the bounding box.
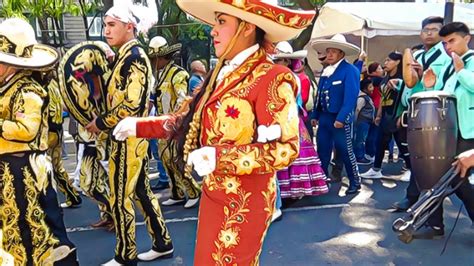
[78,0,103,40]
[292,0,325,50]
[150,0,211,68]
[0,0,80,46]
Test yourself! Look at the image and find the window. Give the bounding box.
[36,18,59,38]
[87,16,102,37]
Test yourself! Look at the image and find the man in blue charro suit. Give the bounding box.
[311,34,361,195]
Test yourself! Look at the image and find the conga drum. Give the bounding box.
[57,41,112,127]
[407,91,458,190]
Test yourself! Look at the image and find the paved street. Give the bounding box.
[59,142,474,266]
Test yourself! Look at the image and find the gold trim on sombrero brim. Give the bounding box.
[0,44,58,70]
[149,43,182,57]
[176,0,316,42]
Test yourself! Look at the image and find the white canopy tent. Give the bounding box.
[306,2,474,72]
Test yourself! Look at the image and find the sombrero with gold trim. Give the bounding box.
[0,18,58,70]
[148,36,182,57]
[176,0,316,42]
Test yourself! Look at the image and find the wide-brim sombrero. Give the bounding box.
[176,0,316,42]
[0,44,58,70]
[311,34,360,58]
[149,43,182,57]
[273,50,308,60]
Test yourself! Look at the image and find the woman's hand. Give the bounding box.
[187,146,216,177]
[113,117,139,141]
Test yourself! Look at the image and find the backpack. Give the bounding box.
[357,94,375,122]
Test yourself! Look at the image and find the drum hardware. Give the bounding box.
[392,166,465,244]
[437,97,449,120]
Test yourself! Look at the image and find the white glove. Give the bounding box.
[187,146,216,177]
[113,117,139,141]
[257,124,282,143]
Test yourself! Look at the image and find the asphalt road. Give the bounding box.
[58,150,474,266]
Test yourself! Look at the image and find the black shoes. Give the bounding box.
[346,184,361,195]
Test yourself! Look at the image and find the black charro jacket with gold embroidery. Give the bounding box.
[0,71,49,155]
[96,39,152,130]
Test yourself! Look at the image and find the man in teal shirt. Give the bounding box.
[415,22,474,239]
[392,16,451,212]
[400,17,452,107]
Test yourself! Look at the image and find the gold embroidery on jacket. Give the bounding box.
[0,162,27,266]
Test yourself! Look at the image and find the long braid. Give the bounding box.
[182,22,247,179]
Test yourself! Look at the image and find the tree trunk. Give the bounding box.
[38,17,50,44]
[292,0,318,50]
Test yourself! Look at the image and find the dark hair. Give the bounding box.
[388,51,402,61]
[439,22,470,37]
[176,71,213,171]
[422,16,444,29]
[360,78,373,93]
[368,62,380,74]
[388,51,403,78]
[176,24,266,170]
[256,26,265,46]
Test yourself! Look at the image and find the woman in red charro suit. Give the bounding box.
[113,0,316,264]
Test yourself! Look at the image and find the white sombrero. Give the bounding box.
[272,41,308,60]
[176,0,317,43]
[0,18,58,70]
[148,36,182,57]
[311,34,360,58]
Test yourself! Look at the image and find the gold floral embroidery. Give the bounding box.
[212,187,251,266]
[252,177,277,265]
[213,97,255,145]
[29,153,52,194]
[222,176,241,195]
[269,142,294,168]
[0,36,12,53]
[23,167,57,265]
[218,228,239,248]
[48,79,63,125]
[220,146,267,175]
[234,148,261,175]
[0,162,27,266]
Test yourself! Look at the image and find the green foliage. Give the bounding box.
[0,0,88,45]
[152,0,211,67]
[0,0,27,18]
